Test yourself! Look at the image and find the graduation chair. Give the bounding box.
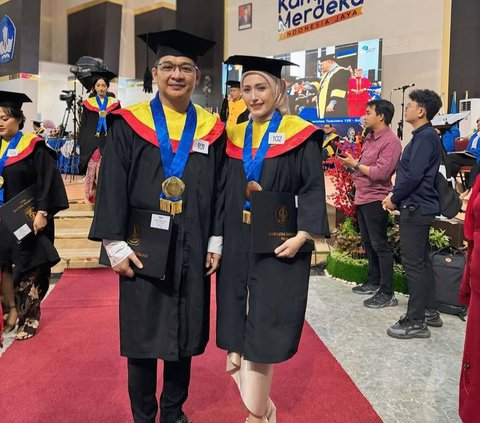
[454,137,473,189]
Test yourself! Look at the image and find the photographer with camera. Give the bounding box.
[77,72,120,203]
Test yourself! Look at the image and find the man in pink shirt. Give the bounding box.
[341,99,402,308]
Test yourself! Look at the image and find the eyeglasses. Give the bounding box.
[157,62,198,75]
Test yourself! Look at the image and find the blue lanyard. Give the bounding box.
[0,131,24,205]
[95,95,109,135]
[242,110,283,210]
[150,95,197,200]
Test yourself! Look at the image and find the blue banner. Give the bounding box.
[0,15,16,63]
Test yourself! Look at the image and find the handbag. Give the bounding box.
[430,246,467,320]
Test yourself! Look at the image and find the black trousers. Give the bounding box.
[356,201,394,295]
[468,164,480,189]
[399,207,437,320]
[449,153,479,188]
[127,357,192,423]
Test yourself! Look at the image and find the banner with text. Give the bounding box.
[278,0,365,40]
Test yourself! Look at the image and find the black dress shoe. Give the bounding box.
[174,414,191,423]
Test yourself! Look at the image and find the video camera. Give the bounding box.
[59,89,76,102]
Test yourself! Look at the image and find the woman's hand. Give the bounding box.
[274,232,308,259]
[33,212,47,235]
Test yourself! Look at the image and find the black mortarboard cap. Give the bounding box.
[224,55,298,79]
[226,80,241,88]
[139,30,215,63]
[318,53,337,62]
[0,91,32,109]
[79,70,117,92]
[138,30,215,93]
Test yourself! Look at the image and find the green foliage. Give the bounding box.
[335,215,451,262]
[326,248,408,294]
[429,227,451,251]
[330,214,452,294]
[335,217,365,259]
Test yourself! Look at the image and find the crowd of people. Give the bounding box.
[0,28,479,423]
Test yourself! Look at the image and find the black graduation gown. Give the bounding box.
[88,101,225,361]
[216,116,330,364]
[78,95,120,174]
[0,134,69,284]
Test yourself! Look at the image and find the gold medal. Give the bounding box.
[98,110,107,118]
[245,181,262,200]
[0,175,3,188]
[162,176,185,199]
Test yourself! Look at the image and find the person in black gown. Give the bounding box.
[0,91,68,340]
[88,31,224,423]
[216,56,330,422]
[78,72,120,202]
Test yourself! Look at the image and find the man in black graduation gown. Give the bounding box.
[89,31,224,423]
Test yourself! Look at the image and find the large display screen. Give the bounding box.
[224,38,382,138]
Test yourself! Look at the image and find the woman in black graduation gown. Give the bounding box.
[78,73,120,202]
[216,56,330,422]
[0,91,68,340]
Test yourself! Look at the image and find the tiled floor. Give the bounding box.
[306,274,466,423]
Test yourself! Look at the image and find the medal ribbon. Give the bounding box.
[150,94,197,202]
[242,110,283,211]
[95,95,109,135]
[0,131,24,205]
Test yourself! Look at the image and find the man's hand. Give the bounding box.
[205,253,221,276]
[275,233,308,259]
[382,193,396,211]
[33,213,47,235]
[113,253,143,278]
[339,151,357,168]
[326,104,335,113]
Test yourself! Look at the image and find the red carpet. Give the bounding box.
[0,269,381,422]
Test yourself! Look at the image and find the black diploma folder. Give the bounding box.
[99,208,173,279]
[0,185,36,241]
[250,191,314,254]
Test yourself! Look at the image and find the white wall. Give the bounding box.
[226,0,449,140]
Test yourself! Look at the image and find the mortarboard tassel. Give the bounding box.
[219,93,229,122]
[143,66,153,93]
[143,33,153,93]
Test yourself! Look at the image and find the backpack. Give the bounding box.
[435,147,462,219]
[434,172,462,218]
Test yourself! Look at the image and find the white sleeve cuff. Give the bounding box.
[103,239,134,267]
[207,236,223,255]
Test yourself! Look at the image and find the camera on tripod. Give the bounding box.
[59,90,76,108]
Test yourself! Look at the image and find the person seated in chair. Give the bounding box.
[448,117,480,192]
